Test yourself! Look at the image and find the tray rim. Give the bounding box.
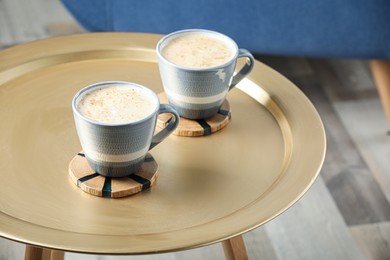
[0,32,326,254]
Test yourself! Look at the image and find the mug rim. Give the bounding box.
[72,81,160,127]
[156,29,239,71]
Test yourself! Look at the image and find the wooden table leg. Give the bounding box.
[48,250,65,260]
[25,245,65,260]
[222,235,249,260]
[369,60,390,131]
[25,246,43,260]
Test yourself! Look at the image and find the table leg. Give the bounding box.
[25,246,43,260]
[222,235,249,260]
[48,250,65,260]
[369,60,390,131]
[25,245,65,260]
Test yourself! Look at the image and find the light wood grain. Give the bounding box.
[69,153,158,198]
[369,60,390,129]
[222,236,248,260]
[25,246,43,260]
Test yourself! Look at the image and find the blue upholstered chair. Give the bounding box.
[61,0,390,129]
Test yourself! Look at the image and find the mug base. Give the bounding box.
[85,155,145,178]
[169,103,221,120]
[68,152,158,198]
[89,160,144,178]
[157,93,231,137]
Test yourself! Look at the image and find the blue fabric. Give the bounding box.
[61,0,390,59]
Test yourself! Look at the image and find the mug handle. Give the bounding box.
[229,49,255,90]
[149,104,180,149]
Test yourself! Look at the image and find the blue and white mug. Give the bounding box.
[157,29,254,119]
[72,81,180,178]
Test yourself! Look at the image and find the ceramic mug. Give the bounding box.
[72,81,180,177]
[157,29,254,119]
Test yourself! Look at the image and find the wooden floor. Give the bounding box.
[1,0,390,259]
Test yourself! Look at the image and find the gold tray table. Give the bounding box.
[0,33,326,258]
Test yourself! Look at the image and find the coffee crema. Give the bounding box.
[77,84,155,124]
[161,33,233,68]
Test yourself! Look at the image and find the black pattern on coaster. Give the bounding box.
[78,152,85,157]
[218,108,230,116]
[197,119,212,135]
[102,177,112,198]
[69,152,158,198]
[129,174,151,191]
[77,172,99,185]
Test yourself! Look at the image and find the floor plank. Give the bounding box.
[264,57,390,226]
[328,59,377,100]
[244,228,278,260]
[0,238,24,260]
[350,222,390,260]
[309,59,390,214]
[263,176,364,260]
[332,98,390,203]
[0,0,80,47]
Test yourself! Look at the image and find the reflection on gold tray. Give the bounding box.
[0,33,326,254]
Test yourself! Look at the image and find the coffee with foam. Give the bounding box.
[161,33,233,68]
[77,84,156,124]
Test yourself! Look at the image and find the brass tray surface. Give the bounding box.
[0,33,326,254]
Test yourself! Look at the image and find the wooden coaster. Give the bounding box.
[68,152,158,198]
[157,93,231,137]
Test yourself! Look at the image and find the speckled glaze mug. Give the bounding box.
[72,81,180,178]
[157,29,254,119]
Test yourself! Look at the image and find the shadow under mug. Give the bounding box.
[157,29,255,119]
[72,81,180,178]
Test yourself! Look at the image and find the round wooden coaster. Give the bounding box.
[68,152,158,198]
[157,93,231,137]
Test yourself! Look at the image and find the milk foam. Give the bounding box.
[162,33,233,68]
[77,85,156,124]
